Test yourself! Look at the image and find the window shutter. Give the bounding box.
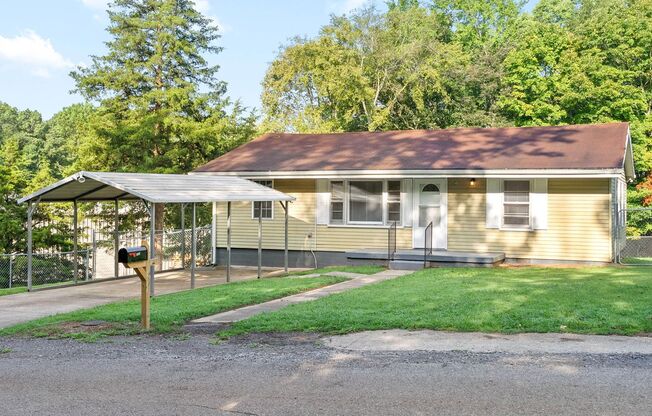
[531,178,548,230]
[315,179,330,225]
[401,179,413,226]
[486,179,501,229]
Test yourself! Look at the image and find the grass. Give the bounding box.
[290,265,385,276]
[621,257,652,265]
[0,287,27,297]
[0,276,346,341]
[222,266,652,337]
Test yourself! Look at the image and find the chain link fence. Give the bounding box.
[0,250,92,289]
[92,227,213,279]
[616,207,652,265]
[0,227,213,289]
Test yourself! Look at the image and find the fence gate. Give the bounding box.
[616,207,652,265]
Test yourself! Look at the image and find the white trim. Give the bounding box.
[193,169,625,180]
[324,179,403,226]
[486,179,501,229]
[251,179,275,220]
[624,127,636,180]
[412,179,447,249]
[324,224,409,229]
[530,178,548,230]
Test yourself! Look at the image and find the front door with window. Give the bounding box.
[413,179,447,249]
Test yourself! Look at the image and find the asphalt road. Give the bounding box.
[0,333,650,416]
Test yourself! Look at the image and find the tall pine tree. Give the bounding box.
[71,0,255,233]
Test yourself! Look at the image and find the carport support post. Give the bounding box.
[191,202,196,289]
[114,199,119,279]
[73,200,78,284]
[257,203,262,279]
[27,201,33,291]
[282,202,289,274]
[180,203,186,269]
[149,203,155,297]
[211,201,217,265]
[226,201,231,282]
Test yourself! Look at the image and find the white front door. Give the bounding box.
[412,179,447,249]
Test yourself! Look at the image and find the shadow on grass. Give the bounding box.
[222,266,652,337]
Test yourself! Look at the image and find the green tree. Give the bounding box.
[70,0,256,232]
[262,5,492,132]
[41,104,95,178]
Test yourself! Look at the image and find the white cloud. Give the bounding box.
[0,30,73,78]
[80,0,109,10]
[335,0,370,13]
[192,0,230,32]
[194,0,211,15]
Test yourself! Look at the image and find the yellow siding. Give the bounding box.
[447,178,612,262]
[315,226,412,251]
[215,179,412,252]
[217,177,612,261]
[215,179,316,251]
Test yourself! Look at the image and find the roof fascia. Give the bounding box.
[192,169,625,180]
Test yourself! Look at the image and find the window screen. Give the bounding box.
[503,180,530,227]
[349,181,383,223]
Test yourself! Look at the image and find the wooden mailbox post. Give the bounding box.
[118,245,154,330]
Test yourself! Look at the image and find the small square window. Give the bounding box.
[253,180,273,219]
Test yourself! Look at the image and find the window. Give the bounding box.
[252,180,273,219]
[387,181,401,223]
[327,180,400,225]
[349,181,383,223]
[330,181,344,224]
[503,180,530,228]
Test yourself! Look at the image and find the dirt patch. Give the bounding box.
[29,321,141,340]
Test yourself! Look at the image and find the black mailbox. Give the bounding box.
[118,246,148,265]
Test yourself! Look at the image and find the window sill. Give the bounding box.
[499,226,535,232]
[325,223,408,229]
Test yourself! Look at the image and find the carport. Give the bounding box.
[18,171,295,293]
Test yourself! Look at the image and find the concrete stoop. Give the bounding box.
[389,260,425,270]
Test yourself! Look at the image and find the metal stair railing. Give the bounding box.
[387,221,397,265]
[424,221,433,267]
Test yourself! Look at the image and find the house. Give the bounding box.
[193,122,634,267]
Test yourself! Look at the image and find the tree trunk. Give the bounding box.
[154,203,165,271]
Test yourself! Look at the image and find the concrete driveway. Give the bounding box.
[0,266,279,329]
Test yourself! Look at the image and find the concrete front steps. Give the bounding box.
[348,249,505,270]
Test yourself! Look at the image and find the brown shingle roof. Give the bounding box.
[195,123,630,173]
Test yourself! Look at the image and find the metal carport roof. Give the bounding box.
[18,171,295,204]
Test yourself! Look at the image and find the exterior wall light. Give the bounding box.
[469,178,476,187]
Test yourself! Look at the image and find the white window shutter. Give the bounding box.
[486,179,501,229]
[401,179,413,226]
[531,178,548,230]
[315,179,330,225]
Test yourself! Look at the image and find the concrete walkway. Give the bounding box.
[192,269,411,324]
[0,266,278,329]
[325,329,652,355]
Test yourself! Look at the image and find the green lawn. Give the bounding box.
[223,267,652,337]
[621,257,652,265]
[0,287,27,297]
[0,276,346,341]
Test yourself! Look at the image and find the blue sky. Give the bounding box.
[0,0,535,119]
